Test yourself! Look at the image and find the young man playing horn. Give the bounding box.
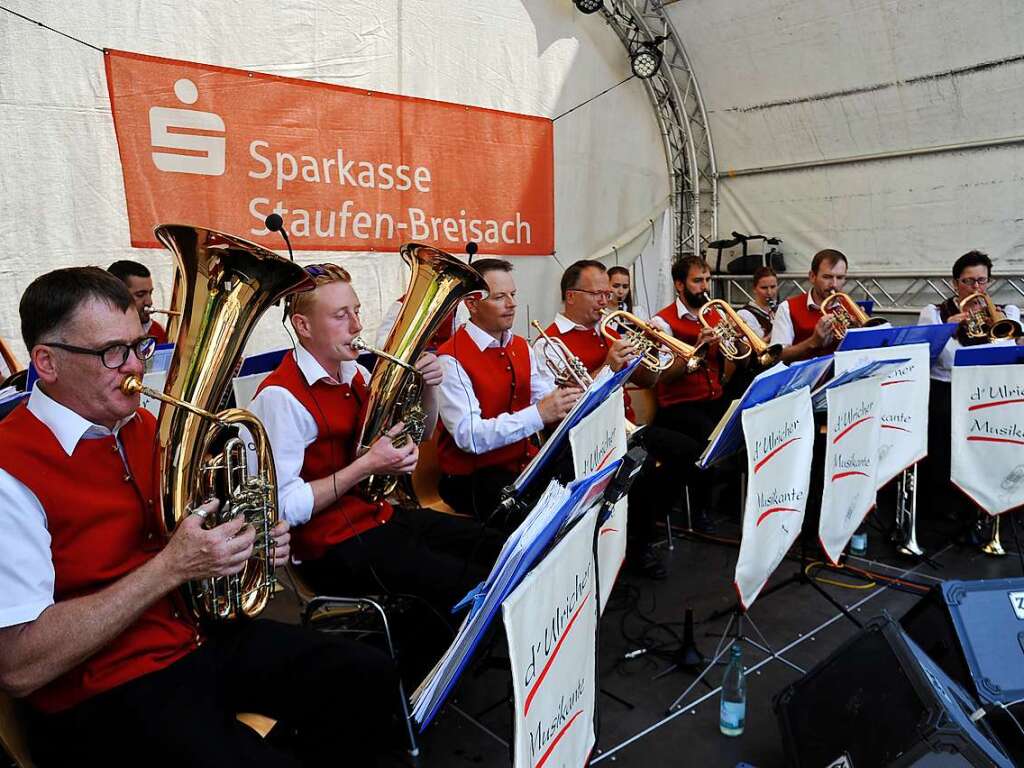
[917,250,1023,544]
[0,268,396,768]
[108,260,169,345]
[435,258,581,528]
[248,264,502,656]
[770,249,849,362]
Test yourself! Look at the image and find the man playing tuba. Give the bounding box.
[0,268,398,767]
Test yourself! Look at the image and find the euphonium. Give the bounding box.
[820,291,887,340]
[531,321,593,389]
[355,243,488,502]
[599,309,705,373]
[697,294,782,367]
[957,291,1023,344]
[125,224,313,621]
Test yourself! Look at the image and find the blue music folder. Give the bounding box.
[838,323,955,361]
[699,354,833,468]
[954,343,1024,367]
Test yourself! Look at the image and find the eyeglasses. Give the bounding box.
[45,336,157,369]
[569,288,614,300]
[958,277,990,288]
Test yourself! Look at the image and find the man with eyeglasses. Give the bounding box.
[0,267,398,767]
[435,258,581,528]
[918,250,1022,541]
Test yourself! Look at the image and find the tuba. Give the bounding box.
[599,309,705,373]
[821,291,887,340]
[697,294,782,367]
[355,243,488,502]
[957,291,1023,345]
[123,224,313,621]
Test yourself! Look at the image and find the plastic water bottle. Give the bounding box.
[849,527,868,556]
[719,644,746,737]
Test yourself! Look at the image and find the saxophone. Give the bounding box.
[123,224,313,620]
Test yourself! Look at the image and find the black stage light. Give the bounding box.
[573,0,604,14]
[631,35,667,79]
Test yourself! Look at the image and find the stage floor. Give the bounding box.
[272,504,1024,768]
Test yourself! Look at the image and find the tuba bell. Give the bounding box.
[821,291,887,340]
[599,309,706,373]
[957,291,1023,345]
[355,243,488,502]
[697,294,782,367]
[124,224,314,621]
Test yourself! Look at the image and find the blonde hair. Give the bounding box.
[287,263,352,317]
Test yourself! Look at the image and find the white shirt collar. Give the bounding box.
[27,385,136,457]
[553,312,592,333]
[806,291,823,311]
[464,321,513,351]
[294,343,359,387]
[674,297,698,321]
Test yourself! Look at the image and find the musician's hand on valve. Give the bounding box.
[365,422,419,475]
[538,386,582,425]
[605,338,637,372]
[270,521,291,567]
[811,315,834,347]
[163,502,256,583]
[697,327,717,347]
[415,351,444,387]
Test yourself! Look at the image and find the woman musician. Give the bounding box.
[735,266,778,342]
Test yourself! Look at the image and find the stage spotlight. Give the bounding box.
[573,0,604,14]
[630,35,667,79]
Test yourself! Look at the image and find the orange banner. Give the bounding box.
[104,50,554,255]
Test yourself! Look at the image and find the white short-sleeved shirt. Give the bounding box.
[247,344,371,527]
[918,302,1021,383]
[0,388,136,628]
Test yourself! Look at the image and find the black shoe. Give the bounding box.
[627,546,667,580]
[691,508,717,534]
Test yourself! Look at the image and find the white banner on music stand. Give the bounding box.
[834,343,930,487]
[819,376,883,564]
[735,387,814,609]
[569,387,627,613]
[952,363,1024,516]
[503,507,599,768]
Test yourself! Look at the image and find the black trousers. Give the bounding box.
[32,620,398,768]
[920,379,971,520]
[652,398,731,514]
[297,506,504,677]
[438,467,521,530]
[627,424,705,547]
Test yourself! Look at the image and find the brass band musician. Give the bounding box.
[108,260,169,346]
[735,266,778,342]
[771,249,850,362]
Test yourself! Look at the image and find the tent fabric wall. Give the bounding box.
[0,1,669,362]
[666,0,1024,273]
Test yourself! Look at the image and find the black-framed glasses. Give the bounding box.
[45,336,157,369]
[568,288,614,300]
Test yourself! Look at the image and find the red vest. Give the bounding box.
[435,328,538,475]
[784,294,837,359]
[255,353,392,562]
[653,304,724,407]
[543,321,636,423]
[0,404,200,713]
[148,319,168,346]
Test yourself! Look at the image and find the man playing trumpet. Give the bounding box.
[771,248,850,362]
[108,260,170,345]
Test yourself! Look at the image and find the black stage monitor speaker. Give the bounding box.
[775,615,1013,768]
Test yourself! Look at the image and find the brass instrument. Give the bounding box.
[599,309,705,373]
[978,512,1006,556]
[0,336,22,376]
[148,308,183,317]
[820,291,887,340]
[957,291,1023,344]
[697,294,782,367]
[531,321,593,389]
[127,224,314,621]
[892,465,923,557]
[355,243,488,502]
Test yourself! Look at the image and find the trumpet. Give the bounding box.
[599,309,705,373]
[697,294,782,367]
[820,291,887,340]
[146,307,182,316]
[531,321,592,389]
[957,291,1022,345]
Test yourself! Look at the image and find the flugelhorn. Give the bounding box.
[599,309,705,373]
[531,321,592,389]
[957,291,1022,344]
[147,308,182,317]
[820,291,886,340]
[137,224,313,621]
[697,294,782,367]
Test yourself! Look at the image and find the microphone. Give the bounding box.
[265,213,294,261]
[466,241,478,264]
